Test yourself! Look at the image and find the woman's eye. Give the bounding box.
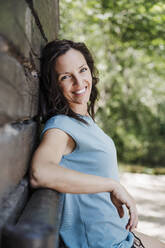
[80,67,87,73]
[61,75,70,81]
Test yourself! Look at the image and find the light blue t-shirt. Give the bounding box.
[41,114,134,248]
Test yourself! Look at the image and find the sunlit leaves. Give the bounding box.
[59,0,165,166]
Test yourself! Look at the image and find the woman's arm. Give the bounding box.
[30,128,138,231]
[30,128,114,193]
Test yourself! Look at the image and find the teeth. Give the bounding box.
[75,88,86,94]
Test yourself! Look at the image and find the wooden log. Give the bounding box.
[32,0,59,41]
[3,223,55,248]
[0,0,59,59]
[3,189,64,248]
[0,121,37,203]
[0,178,29,247]
[0,52,39,125]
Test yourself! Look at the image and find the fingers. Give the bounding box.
[118,205,124,218]
[111,182,138,231]
[126,205,138,231]
[110,194,124,218]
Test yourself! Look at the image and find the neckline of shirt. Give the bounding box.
[78,114,95,125]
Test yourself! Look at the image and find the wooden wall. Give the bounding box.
[0,0,59,235]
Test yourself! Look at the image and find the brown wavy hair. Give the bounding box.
[39,39,99,124]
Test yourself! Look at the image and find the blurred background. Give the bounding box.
[59,0,165,174]
[0,0,164,244]
[59,0,165,241]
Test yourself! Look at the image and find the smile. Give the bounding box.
[74,87,86,95]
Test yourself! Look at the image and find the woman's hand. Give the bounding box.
[110,182,138,232]
[31,128,138,232]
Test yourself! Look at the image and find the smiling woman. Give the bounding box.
[30,39,165,248]
[39,39,99,124]
[55,48,92,114]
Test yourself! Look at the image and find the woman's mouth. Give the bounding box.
[74,87,87,95]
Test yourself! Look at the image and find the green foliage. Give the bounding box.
[101,0,165,52]
[59,0,165,167]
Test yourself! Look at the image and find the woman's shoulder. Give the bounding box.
[45,114,91,126]
[43,114,76,129]
[41,114,87,141]
[46,114,71,123]
[41,114,80,138]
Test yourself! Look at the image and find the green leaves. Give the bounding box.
[101,0,165,53]
[59,0,165,166]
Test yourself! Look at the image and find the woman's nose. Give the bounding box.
[73,74,83,86]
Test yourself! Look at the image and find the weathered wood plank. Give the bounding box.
[0,1,60,247]
[0,53,39,125]
[0,178,29,247]
[33,0,59,41]
[0,1,33,57]
[3,189,64,248]
[0,0,59,59]
[0,121,37,203]
[0,1,44,58]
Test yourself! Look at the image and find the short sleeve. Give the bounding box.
[40,115,79,144]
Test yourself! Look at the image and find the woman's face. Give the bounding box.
[55,48,92,112]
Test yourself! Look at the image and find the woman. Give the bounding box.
[30,39,165,248]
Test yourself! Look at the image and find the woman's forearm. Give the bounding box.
[30,159,138,231]
[30,161,116,194]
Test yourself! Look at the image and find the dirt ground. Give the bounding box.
[120,172,165,243]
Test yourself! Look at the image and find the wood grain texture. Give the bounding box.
[0,1,59,246]
[0,53,39,125]
[0,121,37,203]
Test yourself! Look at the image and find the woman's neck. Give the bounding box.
[70,104,89,116]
